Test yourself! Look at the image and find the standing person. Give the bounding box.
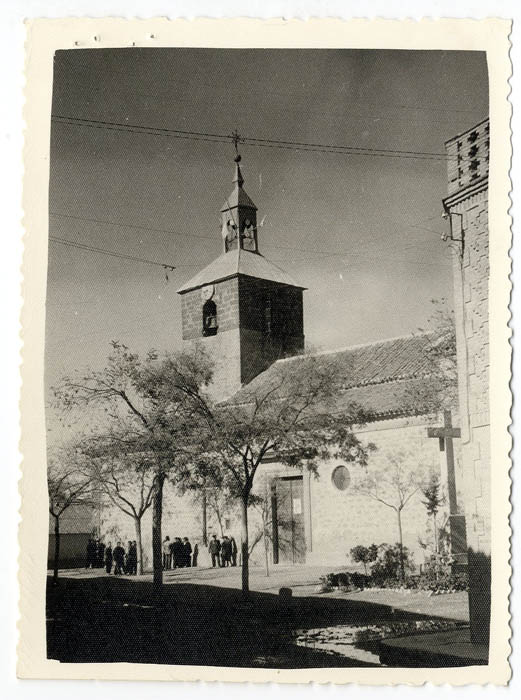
[208,534,221,568]
[129,541,137,575]
[221,536,232,567]
[85,538,96,569]
[162,535,171,571]
[230,536,238,567]
[97,539,106,568]
[182,537,192,568]
[172,537,183,568]
[113,541,125,576]
[192,541,199,567]
[105,542,113,574]
[124,541,132,574]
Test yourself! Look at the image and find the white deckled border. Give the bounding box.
[18,17,512,685]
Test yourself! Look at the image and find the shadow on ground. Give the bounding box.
[46,575,466,668]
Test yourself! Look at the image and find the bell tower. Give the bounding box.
[177,148,306,400]
[221,153,259,254]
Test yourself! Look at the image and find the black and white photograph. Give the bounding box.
[16,18,512,683]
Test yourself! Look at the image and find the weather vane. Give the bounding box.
[231,128,242,159]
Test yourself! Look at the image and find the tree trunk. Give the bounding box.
[216,509,224,538]
[397,508,405,584]
[152,472,165,590]
[53,514,60,585]
[202,492,207,546]
[240,494,249,597]
[134,515,143,575]
[263,526,270,577]
[433,512,438,554]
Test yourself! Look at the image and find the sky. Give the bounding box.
[46,48,488,391]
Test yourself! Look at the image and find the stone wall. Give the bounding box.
[256,414,463,569]
[97,413,463,573]
[180,275,304,398]
[180,277,240,340]
[445,175,490,644]
[450,189,490,555]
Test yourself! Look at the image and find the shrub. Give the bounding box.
[371,543,415,584]
[349,544,378,575]
[349,571,372,589]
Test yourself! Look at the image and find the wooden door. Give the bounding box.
[272,476,306,564]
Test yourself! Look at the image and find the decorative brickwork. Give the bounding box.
[444,118,490,645]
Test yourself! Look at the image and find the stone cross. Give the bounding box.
[427,409,461,514]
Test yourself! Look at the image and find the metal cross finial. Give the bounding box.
[231,128,241,156]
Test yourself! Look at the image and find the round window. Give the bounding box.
[332,465,350,491]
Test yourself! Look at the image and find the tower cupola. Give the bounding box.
[220,153,259,254]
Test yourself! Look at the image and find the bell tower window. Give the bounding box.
[202,299,218,336]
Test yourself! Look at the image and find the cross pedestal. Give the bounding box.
[427,410,467,568]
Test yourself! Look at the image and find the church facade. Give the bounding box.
[101,153,464,572]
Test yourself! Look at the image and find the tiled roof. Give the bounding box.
[223,333,444,421]
[177,248,306,293]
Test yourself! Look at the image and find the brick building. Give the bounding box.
[100,153,463,572]
[443,118,490,644]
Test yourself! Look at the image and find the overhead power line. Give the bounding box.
[49,236,188,270]
[51,114,475,163]
[50,211,216,242]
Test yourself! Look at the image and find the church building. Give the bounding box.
[102,152,465,571]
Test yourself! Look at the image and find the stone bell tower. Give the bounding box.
[177,152,306,400]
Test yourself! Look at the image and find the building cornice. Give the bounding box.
[443,176,488,210]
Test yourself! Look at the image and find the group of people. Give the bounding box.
[208,534,238,567]
[85,538,138,576]
[85,533,239,575]
[162,536,198,570]
[85,537,108,569]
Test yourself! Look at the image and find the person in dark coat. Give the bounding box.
[221,536,232,567]
[230,536,238,567]
[208,534,221,568]
[162,536,171,570]
[172,537,184,568]
[96,540,106,568]
[85,538,96,568]
[105,542,113,574]
[113,541,125,575]
[192,542,199,567]
[128,541,138,575]
[182,538,192,567]
[123,541,132,574]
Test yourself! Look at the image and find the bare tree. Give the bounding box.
[52,341,213,589]
[420,471,445,558]
[186,353,373,597]
[248,475,274,577]
[85,449,155,574]
[357,450,428,583]
[47,448,95,585]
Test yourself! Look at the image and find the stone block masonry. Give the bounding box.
[444,118,490,645]
[180,274,304,399]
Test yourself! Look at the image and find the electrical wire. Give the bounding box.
[49,236,193,269]
[51,114,483,164]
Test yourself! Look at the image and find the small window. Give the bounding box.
[332,465,350,491]
[202,299,218,336]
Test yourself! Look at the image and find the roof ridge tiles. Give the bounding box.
[273,330,434,365]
